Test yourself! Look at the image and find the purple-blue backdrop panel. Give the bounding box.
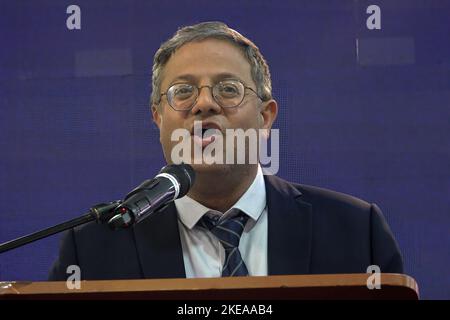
[0,0,449,299]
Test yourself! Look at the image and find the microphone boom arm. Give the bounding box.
[0,201,121,254]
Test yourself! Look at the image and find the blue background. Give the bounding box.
[0,0,449,299]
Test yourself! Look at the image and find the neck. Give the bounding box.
[187,164,258,212]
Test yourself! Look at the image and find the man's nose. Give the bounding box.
[190,86,222,114]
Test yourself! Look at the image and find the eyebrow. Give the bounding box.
[169,73,243,85]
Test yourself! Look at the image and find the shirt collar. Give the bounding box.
[175,165,267,230]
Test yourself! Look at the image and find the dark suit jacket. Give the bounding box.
[48,175,403,280]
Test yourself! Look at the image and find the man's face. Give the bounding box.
[152,38,276,173]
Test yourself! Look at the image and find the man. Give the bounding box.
[49,21,403,280]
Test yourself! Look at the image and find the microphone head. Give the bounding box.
[159,163,195,197]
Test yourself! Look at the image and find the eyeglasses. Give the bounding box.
[159,79,261,111]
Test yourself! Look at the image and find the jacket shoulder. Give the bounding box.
[266,174,372,213]
[296,183,372,212]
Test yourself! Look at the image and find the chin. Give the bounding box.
[190,163,231,174]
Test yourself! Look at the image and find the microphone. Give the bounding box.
[108,164,195,229]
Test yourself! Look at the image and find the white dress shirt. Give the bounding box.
[174,166,268,278]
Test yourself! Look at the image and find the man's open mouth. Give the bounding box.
[191,121,222,148]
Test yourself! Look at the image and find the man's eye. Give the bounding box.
[219,84,240,96]
[174,86,194,98]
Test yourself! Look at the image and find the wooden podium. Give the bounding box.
[0,274,418,300]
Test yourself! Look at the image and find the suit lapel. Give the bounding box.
[131,175,312,278]
[265,175,313,275]
[132,203,186,279]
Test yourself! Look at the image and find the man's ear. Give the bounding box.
[152,104,162,129]
[259,99,278,132]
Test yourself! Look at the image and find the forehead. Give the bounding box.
[161,38,253,88]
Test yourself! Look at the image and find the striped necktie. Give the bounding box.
[199,210,249,277]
